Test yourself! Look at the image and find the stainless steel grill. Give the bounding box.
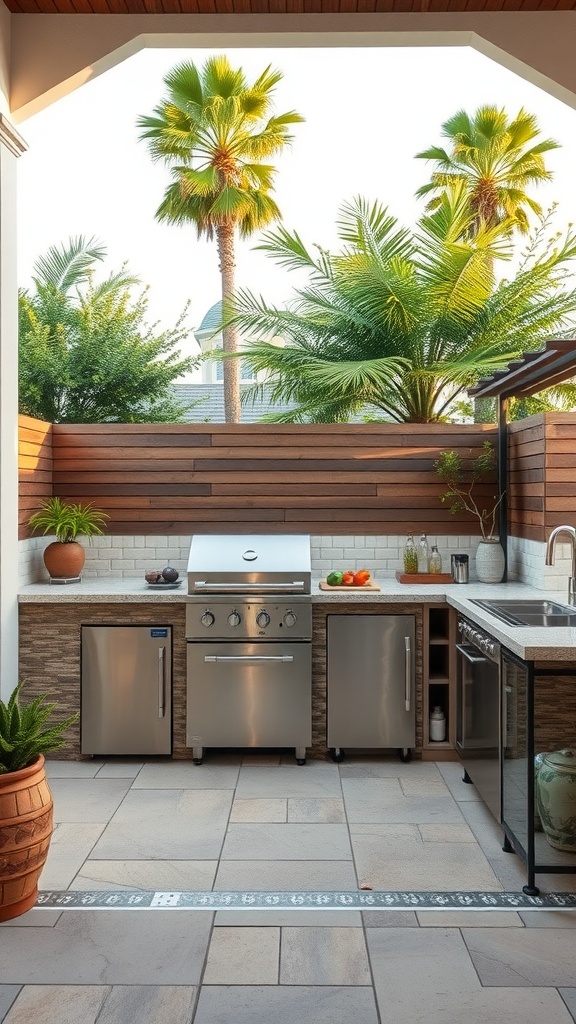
[187,534,311,597]
[185,535,312,765]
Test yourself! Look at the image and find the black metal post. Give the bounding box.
[497,395,508,581]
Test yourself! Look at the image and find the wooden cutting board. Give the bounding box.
[319,580,381,592]
[395,571,453,584]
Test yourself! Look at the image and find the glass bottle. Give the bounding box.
[417,533,429,573]
[428,544,442,574]
[403,534,418,574]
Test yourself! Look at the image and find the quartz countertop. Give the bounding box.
[17,575,576,661]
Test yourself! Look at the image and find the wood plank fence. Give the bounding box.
[19,419,499,539]
[509,413,576,543]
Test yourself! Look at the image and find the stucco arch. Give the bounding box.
[9,11,576,123]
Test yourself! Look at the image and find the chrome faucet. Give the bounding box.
[545,525,576,604]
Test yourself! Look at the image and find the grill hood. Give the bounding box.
[187,534,311,594]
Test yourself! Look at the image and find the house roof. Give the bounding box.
[196,301,222,336]
[174,382,298,423]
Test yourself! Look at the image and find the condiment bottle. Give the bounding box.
[428,544,442,574]
[403,534,418,574]
[417,534,429,573]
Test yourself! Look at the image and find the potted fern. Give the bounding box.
[0,682,78,921]
[28,497,109,580]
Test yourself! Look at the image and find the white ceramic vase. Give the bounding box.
[475,538,505,584]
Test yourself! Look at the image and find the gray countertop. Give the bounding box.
[18,576,576,662]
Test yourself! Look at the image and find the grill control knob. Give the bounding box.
[228,610,242,627]
[256,611,270,628]
[283,611,297,628]
[201,611,215,628]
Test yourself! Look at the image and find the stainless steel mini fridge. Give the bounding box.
[81,625,172,755]
[327,614,415,759]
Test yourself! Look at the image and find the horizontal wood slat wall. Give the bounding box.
[20,419,498,538]
[508,413,576,543]
[18,415,53,538]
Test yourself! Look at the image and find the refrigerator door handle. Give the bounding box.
[158,647,166,718]
[404,635,411,711]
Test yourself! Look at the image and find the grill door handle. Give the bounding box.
[193,581,305,591]
[204,655,294,663]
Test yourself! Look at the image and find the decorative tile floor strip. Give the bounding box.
[35,890,576,911]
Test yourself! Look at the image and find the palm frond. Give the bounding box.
[33,236,106,293]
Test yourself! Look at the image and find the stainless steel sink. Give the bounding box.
[471,598,576,627]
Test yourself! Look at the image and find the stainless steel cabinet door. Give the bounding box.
[186,642,312,749]
[81,625,172,755]
[327,615,416,748]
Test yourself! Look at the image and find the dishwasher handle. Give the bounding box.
[158,647,166,718]
[404,635,411,712]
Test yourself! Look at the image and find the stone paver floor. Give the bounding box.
[1,754,575,1023]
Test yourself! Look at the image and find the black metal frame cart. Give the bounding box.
[501,646,576,896]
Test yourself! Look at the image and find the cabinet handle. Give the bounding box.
[404,635,411,711]
[158,647,165,718]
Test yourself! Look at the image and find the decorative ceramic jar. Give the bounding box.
[536,749,576,851]
[475,538,505,584]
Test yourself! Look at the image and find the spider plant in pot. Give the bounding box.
[435,441,506,583]
[28,497,109,580]
[0,682,78,921]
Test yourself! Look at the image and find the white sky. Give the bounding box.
[16,44,576,376]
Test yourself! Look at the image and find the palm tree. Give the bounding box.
[137,56,303,423]
[224,191,576,423]
[415,106,559,237]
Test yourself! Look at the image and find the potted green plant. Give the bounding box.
[28,497,109,580]
[0,682,78,921]
[435,441,506,583]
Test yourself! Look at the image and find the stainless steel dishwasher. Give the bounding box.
[327,614,415,763]
[81,625,172,755]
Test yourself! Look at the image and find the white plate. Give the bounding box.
[145,580,183,589]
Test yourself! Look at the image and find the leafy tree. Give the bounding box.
[224,191,576,423]
[415,106,559,237]
[137,55,304,424]
[19,236,196,423]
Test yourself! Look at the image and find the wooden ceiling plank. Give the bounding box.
[10,0,42,10]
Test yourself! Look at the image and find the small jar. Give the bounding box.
[429,706,446,742]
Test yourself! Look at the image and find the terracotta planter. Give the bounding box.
[43,540,85,579]
[0,755,53,922]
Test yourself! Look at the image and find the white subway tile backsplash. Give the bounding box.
[18,531,551,586]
